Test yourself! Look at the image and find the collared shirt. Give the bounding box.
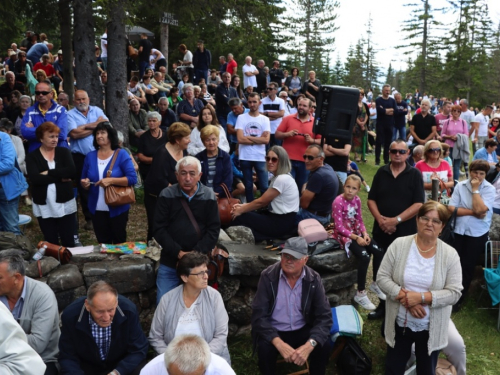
[270,268,306,332]
[89,313,112,361]
[181,182,200,202]
[276,113,316,161]
[449,179,495,236]
[0,276,27,321]
[67,105,108,155]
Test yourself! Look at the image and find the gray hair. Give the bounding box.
[382,84,391,90]
[129,98,139,106]
[421,99,431,107]
[0,250,26,276]
[147,111,162,121]
[87,281,117,305]
[5,71,15,78]
[20,95,32,104]
[158,97,169,105]
[228,97,242,107]
[413,145,425,156]
[116,130,124,143]
[154,71,163,78]
[164,335,211,373]
[182,83,194,94]
[306,144,325,158]
[175,156,201,174]
[460,99,468,106]
[267,146,291,176]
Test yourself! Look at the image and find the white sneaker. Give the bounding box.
[25,197,32,206]
[369,282,387,300]
[365,185,370,193]
[354,290,376,310]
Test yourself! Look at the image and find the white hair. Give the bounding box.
[182,83,194,94]
[421,99,431,107]
[164,335,211,373]
[175,156,201,174]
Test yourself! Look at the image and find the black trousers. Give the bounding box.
[44,361,59,375]
[37,213,76,247]
[144,192,157,242]
[348,239,384,291]
[72,153,92,222]
[453,232,489,303]
[257,325,330,375]
[375,124,393,164]
[92,210,129,244]
[386,324,439,375]
[231,211,296,242]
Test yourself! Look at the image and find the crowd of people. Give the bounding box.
[1,32,500,375]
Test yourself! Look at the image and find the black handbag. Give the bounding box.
[337,337,372,375]
[439,207,458,246]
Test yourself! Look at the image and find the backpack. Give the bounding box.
[0,232,36,260]
[337,337,372,375]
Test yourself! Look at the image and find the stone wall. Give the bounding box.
[22,226,358,334]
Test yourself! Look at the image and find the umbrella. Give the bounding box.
[125,26,154,42]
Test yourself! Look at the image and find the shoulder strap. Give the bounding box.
[180,199,201,239]
[106,150,119,178]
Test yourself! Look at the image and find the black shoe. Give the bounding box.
[368,302,385,320]
[375,161,380,166]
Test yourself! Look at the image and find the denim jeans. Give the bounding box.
[139,60,149,79]
[0,187,21,235]
[194,69,208,85]
[290,160,309,192]
[156,264,180,305]
[295,208,330,226]
[239,160,268,202]
[336,171,347,185]
[393,125,406,141]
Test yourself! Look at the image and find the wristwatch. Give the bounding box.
[396,216,402,224]
[472,190,480,194]
[309,339,317,348]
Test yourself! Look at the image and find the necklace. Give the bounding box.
[415,235,435,253]
[151,129,162,139]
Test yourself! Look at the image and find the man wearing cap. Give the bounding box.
[251,237,332,375]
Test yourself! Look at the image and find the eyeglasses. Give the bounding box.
[428,148,441,153]
[389,149,408,154]
[35,91,51,96]
[282,253,304,262]
[419,216,442,226]
[303,154,321,161]
[189,269,211,278]
[267,87,275,91]
[265,156,279,163]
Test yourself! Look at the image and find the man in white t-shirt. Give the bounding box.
[259,81,285,147]
[460,98,478,152]
[242,56,258,90]
[100,30,108,71]
[235,92,271,202]
[471,104,493,150]
[139,334,235,375]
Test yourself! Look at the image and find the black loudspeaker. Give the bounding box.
[313,85,360,142]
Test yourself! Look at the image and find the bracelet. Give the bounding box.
[421,292,425,304]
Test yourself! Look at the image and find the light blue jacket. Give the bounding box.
[472,147,495,162]
[0,132,28,200]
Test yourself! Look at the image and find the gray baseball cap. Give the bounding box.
[280,237,308,259]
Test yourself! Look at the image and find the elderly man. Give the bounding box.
[252,237,332,375]
[13,50,33,84]
[256,59,267,94]
[295,145,338,225]
[0,251,60,374]
[0,71,25,103]
[128,98,148,147]
[367,139,425,320]
[57,92,70,110]
[227,97,249,153]
[408,144,424,167]
[59,281,148,375]
[140,335,235,375]
[242,56,258,90]
[153,156,220,303]
[21,81,68,152]
[67,89,108,231]
[151,72,171,98]
[215,72,238,132]
[157,97,177,132]
[302,71,321,102]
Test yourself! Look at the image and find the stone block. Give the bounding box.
[228,323,239,336]
[225,226,255,244]
[123,292,141,313]
[321,270,358,293]
[307,250,357,274]
[83,259,155,294]
[218,229,232,243]
[70,250,107,272]
[226,295,252,325]
[47,264,84,292]
[239,275,261,289]
[139,289,156,310]
[226,243,280,276]
[326,292,340,307]
[218,276,240,302]
[55,285,87,310]
[25,257,60,278]
[235,324,252,336]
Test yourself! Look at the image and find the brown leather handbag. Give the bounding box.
[104,150,136,207]
[217,183,240,226]
[37,241,72,264]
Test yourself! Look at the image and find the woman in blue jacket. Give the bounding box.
[81,122,137,244]
[195,125,232,197]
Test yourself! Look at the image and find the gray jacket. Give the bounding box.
[148,284,230,364]
[19,277,60,363]
[452,133,470,163]
[377,235,462,355]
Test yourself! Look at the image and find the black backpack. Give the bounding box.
[337,337,372,375]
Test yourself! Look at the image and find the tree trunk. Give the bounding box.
[73,0,103,108]
[106,0,128,144]
[420,0,429,94]
[58,0,74,102]
[160,23,169,64]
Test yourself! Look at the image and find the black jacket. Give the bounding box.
[251,262,332,350]
[193,48,212,70]
[26,147,76,205]
[153,183,220,268]
[215,83,238,117]
[196,148,233,197]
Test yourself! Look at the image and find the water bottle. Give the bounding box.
[32,245,47,261]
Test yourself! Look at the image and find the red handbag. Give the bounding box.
[217,183,240,226]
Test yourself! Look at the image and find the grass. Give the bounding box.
[19,151,500,374]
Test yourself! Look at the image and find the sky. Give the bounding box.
[332,0,500,72]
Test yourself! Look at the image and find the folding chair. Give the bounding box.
[479,241,500,331]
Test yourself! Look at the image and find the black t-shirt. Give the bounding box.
[306,164,339,212]
[138,39,153,62]
[324,138,349,173]
[410,113,436,141]
[137,131,167,180]
[144,146,188,196]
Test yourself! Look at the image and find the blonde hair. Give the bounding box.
[200,125,220,142]
[345,174,361,188]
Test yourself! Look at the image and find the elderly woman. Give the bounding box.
[127,98,148,148]
[415,140,453,200]
[13,95,31,137]
[176,83,204,129]
[188,105,230,155]
[26,122,77,246]
[230,146,299,242]
[149,252,230,363]
[81,122,137,244]
[144,122,191,241]
[472,138,498,167]
[377,201,463,375]
[195,125,232,197]
[448,159,495,311]
[441,104,470,181]
[137,111,167,181]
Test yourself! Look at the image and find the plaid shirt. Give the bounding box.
[89,314,112,361]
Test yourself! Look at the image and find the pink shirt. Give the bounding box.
[331,195,366,251]
[441,118,469,147]
[434,114,450,134]
[415,159,452,190]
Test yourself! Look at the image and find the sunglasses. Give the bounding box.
[265,156,279,163]
[267,87,276,91]
[428,148,441,153]
[35,91,51,96]
[303,154,321,161]
[389,149,408,154]
[451,109,461,113]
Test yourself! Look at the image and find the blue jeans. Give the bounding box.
[240,160,268,202]
[336,171,347,185]
[194,69,208,85]
[139,60,149,79]
[290,160,309,193]
[101,57,108,71]
[295,208,330,226]
[0,187,21,235]
[217,114,228,136]
[452,158,462,183]
[156,264,180,305]
[494,207,500,215]
[393,125,406,141]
